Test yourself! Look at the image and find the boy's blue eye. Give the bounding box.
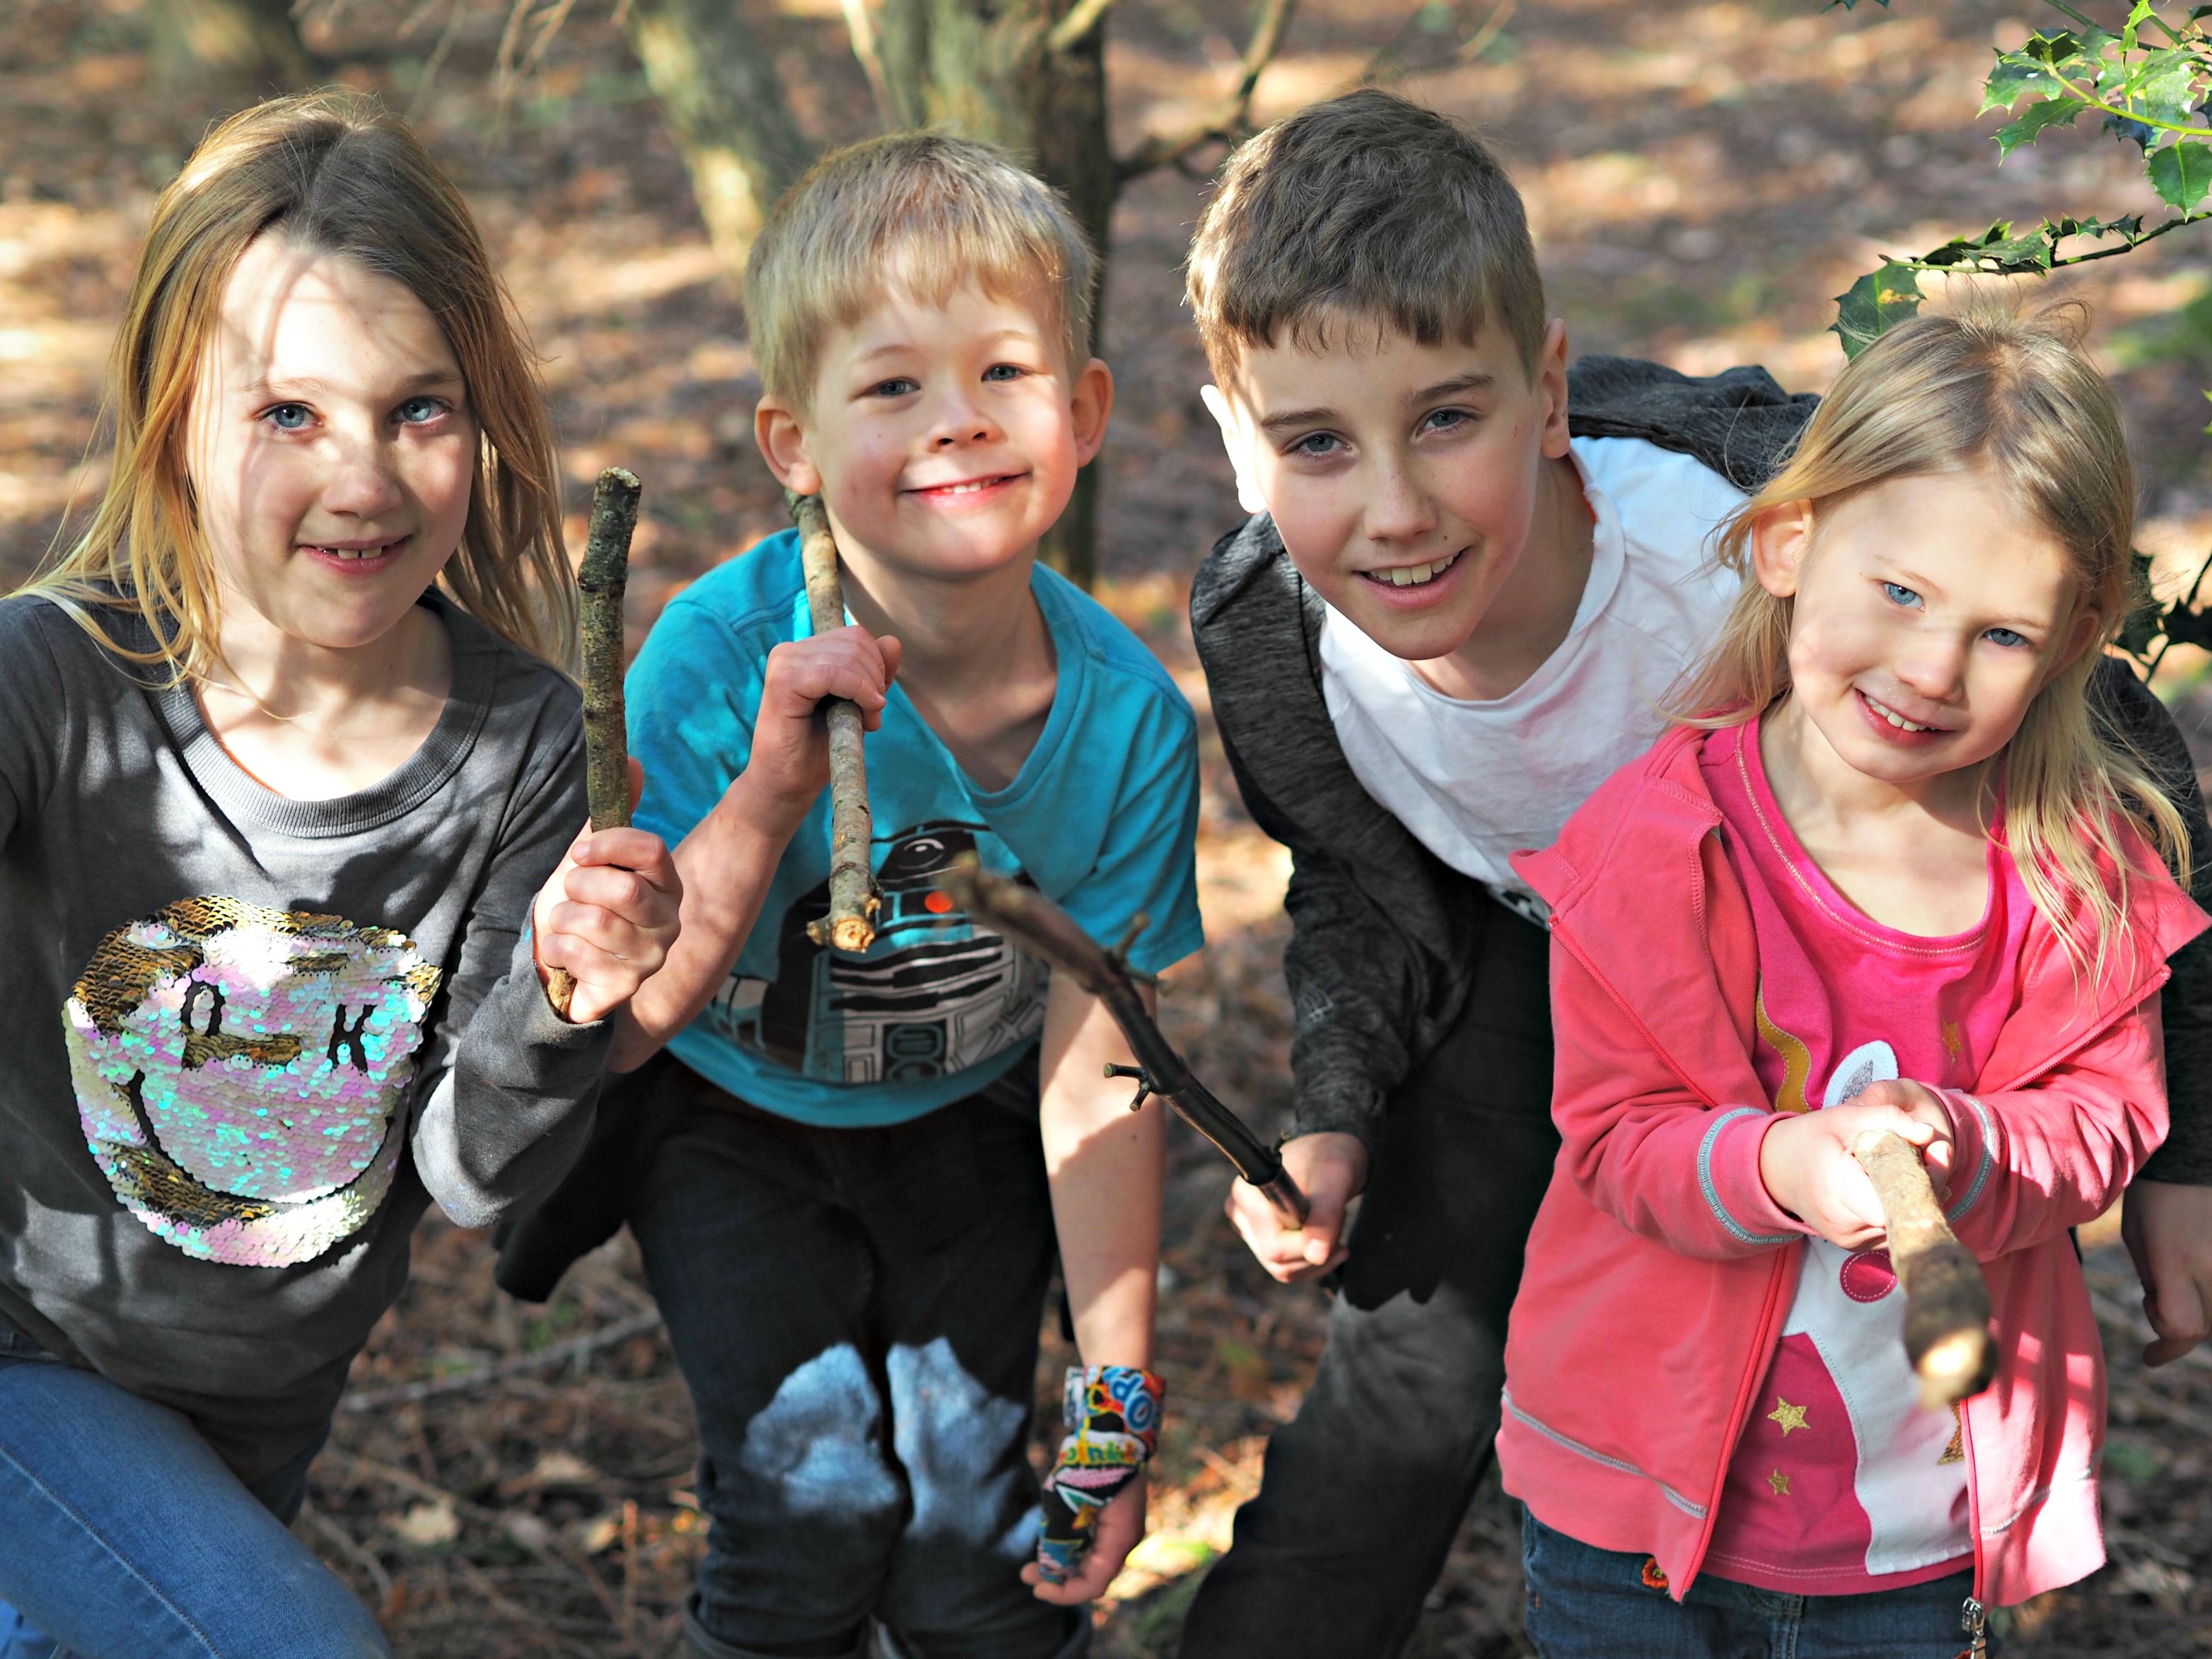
[1881,581,1922,609]
[397,396,448,424]
[1984,626,2028,649]
[1419,408,1470,435]
[264,404,312,431]
[982,363,1024,382]
[1291,432,1345,458]
[871,377,920,397]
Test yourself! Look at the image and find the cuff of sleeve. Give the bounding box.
[1935,1089,1998,1223]
[1704,1107,1811,1247]
[1286,1081,1385,1154]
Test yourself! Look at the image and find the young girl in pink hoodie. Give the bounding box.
[1496,307,2208,1659]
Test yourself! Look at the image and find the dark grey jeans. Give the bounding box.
[1180,896,1559,1659]
[624,1052,1083,1659]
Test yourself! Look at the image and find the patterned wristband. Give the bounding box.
[1036,1364,1164,1584]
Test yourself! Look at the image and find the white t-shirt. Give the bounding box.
[1318,436,1747,923]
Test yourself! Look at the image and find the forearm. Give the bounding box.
[610,774,808,1071]
[1040,984,1163,1368]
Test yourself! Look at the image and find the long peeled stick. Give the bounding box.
[1852,1129,1996,1409]
[786,489,878,953]
[547,467,641,1020]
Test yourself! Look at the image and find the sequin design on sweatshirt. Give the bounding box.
[63,897,443,1267]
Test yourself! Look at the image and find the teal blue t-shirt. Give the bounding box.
[628,530,1206,1127]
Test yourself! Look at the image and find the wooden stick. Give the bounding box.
[1852,1129,1996,1409]
[786,488,879,954]
[547,467,641,1019]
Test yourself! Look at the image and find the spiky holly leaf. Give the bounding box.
[2128,46,2206,129]
[2117,550,2163,658]
[1832,262,1923,360]
[1997,95,2087,156]
[2150,139,2212,212]
[1983,54,2066,113]
[1914,221,2056,274]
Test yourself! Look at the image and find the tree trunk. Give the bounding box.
[875,0,1113,586]
[621,0,819,280]
[152,0,314,88]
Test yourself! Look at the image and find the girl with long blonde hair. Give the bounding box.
[0,91,679,1654]
[1496,308,2210,1653]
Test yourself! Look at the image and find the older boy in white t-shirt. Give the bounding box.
[1176,88,2212,1658]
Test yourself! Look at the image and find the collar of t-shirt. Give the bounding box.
[1317,436,1745,922]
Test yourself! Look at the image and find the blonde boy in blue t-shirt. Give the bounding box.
[607,134,1202,1659]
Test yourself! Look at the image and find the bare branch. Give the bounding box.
[841,0,895,125]
[1358,0,1514,90]
[1114,0,1293,182]
[407,0,470,121]
[1047,0,1117,56]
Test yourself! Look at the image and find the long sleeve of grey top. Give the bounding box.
[0,592,610,1484]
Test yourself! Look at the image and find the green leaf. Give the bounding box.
[1831,262,1923,361]
[2127,47,2204,128]
[1982,52,2065,112]
[1912,221,2056,274]
[1996,95,2087,155]
[2150,139,2212,211]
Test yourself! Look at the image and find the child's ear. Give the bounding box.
[1071,357,1114,467]
[1537,318,1571,460]
[1749,501,1815,598]
[755,396,822,496]
[1199,383,1268,517]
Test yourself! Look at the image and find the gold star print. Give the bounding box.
[1768,1469,1791,1497]
[1767,1397,1809,1436]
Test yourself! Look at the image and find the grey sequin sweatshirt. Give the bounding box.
[0,592,609,1484]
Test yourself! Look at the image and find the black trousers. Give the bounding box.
[1180,896,1559,1659]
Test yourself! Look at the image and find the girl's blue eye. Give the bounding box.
[1419,408,1470,435]
[397,397,447,424]
[1881,581,1922,609]
[1291,432,1345,458]
[1985,626,2028,649]
[872,377,920,397]
[982,363,1023,382]
[265,404,312,431]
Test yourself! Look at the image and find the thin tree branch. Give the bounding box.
[1114,0,1293,182]
[407,0,470,121]
[1367,0,1515,86]
[841,0,895,125]
[1047,0,1117,55]
[339,1308,664,1412]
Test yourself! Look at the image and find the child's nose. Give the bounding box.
[320,442,407,518]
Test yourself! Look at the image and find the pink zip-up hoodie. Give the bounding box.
[1497,724,2208,1608]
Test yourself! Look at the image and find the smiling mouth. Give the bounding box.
[1359,550,1462,590]
[912,474,1021,499]
[1860,691,1940,734]
[303,537,407,562]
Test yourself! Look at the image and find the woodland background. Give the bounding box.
[8,0,2212,1651]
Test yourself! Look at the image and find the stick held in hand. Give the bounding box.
[548,467,641,1020]
[1851,1129,1996,1409]
[786,489,879,954]
[938,858,1308,1229]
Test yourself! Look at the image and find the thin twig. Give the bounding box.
[490,0,535,109]
[306,1503,395,1606]
[518,0,584,81]
[340,1308,664,1412]
[1114,0,1295,181]
[1047,0,1117,54]
[1369,0,1515,86]
[620,1498,640,1646]
[407,0,470,122]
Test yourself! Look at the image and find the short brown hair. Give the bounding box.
[1187,89,1546,384]
[746,132,1095,410]
[36,90,576,672]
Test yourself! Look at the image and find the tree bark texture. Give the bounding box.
[786,490,880,954]
[152,0,313,88]
[619,0,818,279]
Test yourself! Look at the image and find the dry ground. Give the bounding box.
[8,0,2212,1651]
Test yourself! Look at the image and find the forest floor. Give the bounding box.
[9,0,2212,1651]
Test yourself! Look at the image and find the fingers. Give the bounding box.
[1224,1183,1343,1284]
[535,829,683,1025]
[762,629,897,724]
[1024,1483,1144,1604]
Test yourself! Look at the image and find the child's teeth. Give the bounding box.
[1380,554,1457,588]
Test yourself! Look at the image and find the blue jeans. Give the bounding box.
[1521,1513,1986,1659]
[0,1324,388,1659]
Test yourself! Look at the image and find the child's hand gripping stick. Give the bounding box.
[1851,1129,1996,1410]
[785,489,880,954]
[547,467,641,1020]
[937,858,1309,1229]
